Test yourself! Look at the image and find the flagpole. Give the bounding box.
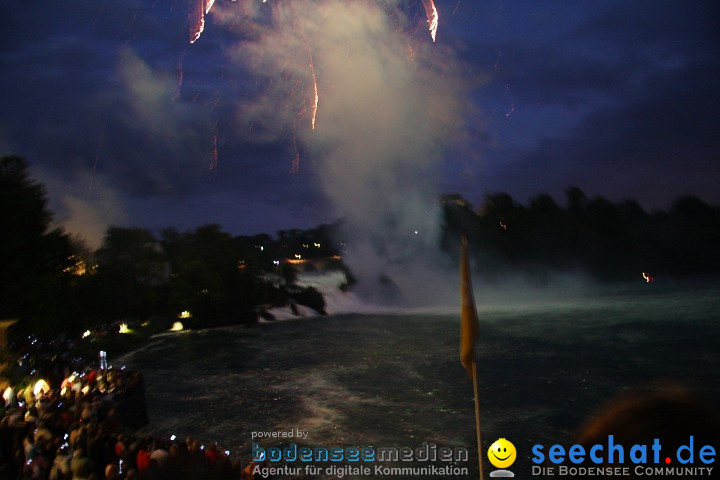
[471,357,485,480]
[460,234,485,480]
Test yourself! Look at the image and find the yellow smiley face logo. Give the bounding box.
[488,438,516,469]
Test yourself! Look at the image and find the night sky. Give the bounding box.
[1,0,718,248]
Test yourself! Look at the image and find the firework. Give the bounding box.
[189,0,216,44]
[421,0,439,42]
[308,51,319,130]
[188,0,204,44]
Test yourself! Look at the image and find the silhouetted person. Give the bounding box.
[569,383,719,479]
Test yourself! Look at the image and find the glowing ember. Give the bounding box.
[421,0,439,42]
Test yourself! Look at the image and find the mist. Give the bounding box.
[220,0,475,306]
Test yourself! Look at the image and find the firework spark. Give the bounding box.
[189,0,217,44]
[209,131,218,172]
[290,136,300,174]
[188,0,204,44]
[308,51,319,130]
[505,102,515,118]
[173,51,186,100]
[406,40,417,67]
[421,0,439,42]
[494,50,502,71]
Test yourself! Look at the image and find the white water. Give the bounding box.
[263,271,401,321]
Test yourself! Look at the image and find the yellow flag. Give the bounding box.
[460,235,479,379]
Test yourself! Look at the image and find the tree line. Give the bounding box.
[0,156,332,338]
[3,155,719,338]
[441,188,720,282]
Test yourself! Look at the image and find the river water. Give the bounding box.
[118,281,720,478]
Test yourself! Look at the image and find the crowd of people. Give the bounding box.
[0,367,266,480]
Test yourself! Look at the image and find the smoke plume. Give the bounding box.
[221,0,473,305]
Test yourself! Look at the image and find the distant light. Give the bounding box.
[294,254,302,259]
[178,310,193,319]
[314,243,321,248]
[33,379,50,397]
[642,272,654,283]
[82,330,92,339]
[170,321,184,332]
[170,435,177,441]
[273,260,280,265]
[118,323,130,334]
[3,387,13,403]
[414,230,418,235]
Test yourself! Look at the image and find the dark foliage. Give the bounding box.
[441,188,720,281]
[0,156,75,332]
[1,156,336,337]
[4,155,718,339]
